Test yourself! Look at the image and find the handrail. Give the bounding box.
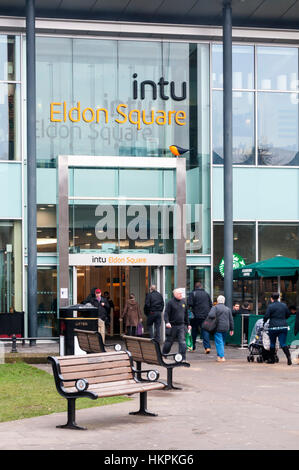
[0,335,59,353]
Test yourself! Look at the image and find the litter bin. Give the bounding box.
[59,305,99,355]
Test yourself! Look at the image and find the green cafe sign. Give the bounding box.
[219,253,246,278]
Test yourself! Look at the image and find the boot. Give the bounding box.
[282,346,292,365]
[266,348,275,364]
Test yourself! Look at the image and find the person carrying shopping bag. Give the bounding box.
[121,293,143,336]
[206,295,234,362]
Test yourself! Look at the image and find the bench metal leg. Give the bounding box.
[57,398,87,430]
[164,368,182,391]
[129,392,158,417]
[136,361,143,381]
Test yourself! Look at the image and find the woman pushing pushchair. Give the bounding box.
[262,293,291,365]
[248,318,279,363]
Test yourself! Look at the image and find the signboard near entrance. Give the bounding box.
[69,253,174,266]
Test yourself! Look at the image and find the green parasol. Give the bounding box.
[233,255,299,294]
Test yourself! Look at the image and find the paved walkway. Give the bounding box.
[1,344,299,450]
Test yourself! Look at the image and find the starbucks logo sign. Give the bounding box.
[219,253,246,278]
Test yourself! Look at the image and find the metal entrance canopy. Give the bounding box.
[57,155,186,309]
[3,0,299,30]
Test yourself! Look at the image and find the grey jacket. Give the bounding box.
[208,304,234,333]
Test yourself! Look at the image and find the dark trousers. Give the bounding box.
[269,329,287,348]
[190,317,211,350]
[127,326,137,336]
[162,325,187,360]
[147,312,162,342]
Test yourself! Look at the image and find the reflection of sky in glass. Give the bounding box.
[213,91,255,164]
[212,44,254,89]
[257,46,298,91]
[258,92,299,165]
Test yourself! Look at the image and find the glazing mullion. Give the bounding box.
[254,44,258,166]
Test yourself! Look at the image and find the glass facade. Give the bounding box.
[0,221,22,313]
[37,205,57,253]
[187,266,211,297]
[36,37,211,254]
[0,35,21,161]
[37,267,57,337]
[0,26,299,337]
[212,43,299,166]
[213,222,299,312]
[36,38,191,163]
[0,35,22,320]
[213,222,256,307]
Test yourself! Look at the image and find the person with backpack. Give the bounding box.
[188,282,213,353]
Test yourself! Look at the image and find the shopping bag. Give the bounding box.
[202,316,217,333]
[185,330,193,351]
[136,322,144,337]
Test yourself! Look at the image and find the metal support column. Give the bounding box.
[58,155,70,309]
[26,0,37,340]
[223,0,233,310]
[175,157,187,292]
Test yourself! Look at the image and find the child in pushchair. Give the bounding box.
[247,318,279,363]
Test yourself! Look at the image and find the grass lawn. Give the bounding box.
[0,362,130,423]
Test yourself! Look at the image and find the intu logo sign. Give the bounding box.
[50,75,187,130]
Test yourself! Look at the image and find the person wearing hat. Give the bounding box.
[82,287,110,325]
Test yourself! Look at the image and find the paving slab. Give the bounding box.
[1,345,299,450]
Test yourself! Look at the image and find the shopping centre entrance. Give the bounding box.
[56,154,186,339]
[75,265,149,335]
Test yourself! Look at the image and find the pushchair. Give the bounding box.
[247,318,279,363]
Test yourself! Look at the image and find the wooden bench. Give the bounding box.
[74,329,121,354]
[48,350,165,430]
[122,335,190,390]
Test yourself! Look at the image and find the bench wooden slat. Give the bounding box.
[60,357,130,373]
[58,352,126,367]
[57,351,124,360]
[65,380,137,394]
[125,338,160,364]
[94,381,165,398]
[88,379,136,391]
[61,366,132,381]
[140,352,159,362]
[63,372,134,388]
[122,335,190,390]
[60,359,130,375]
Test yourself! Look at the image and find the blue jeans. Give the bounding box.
[214,332,227,358]
[268,329,288,349]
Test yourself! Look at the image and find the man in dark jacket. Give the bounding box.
[162,288,191,360]
[263,293,291,365]
[82,287,110,325]
[188,282,212,353]
[290,305,299,336]
[144,285,164,342]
